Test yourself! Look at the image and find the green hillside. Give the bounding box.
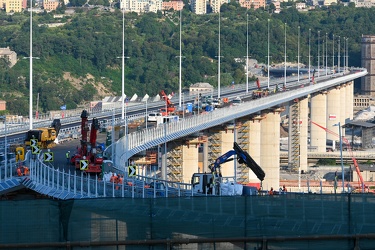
[0,4,373,115]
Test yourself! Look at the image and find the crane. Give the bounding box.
[311,121,365,192]
[159,90,175,116]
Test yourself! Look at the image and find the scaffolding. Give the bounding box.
[289,99,301,172]
[236,118,251,184]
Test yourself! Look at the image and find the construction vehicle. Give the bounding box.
[159,90,176,116]
[70,110,104,173]
[191,142,265,195]
[311,121,365,192]
[25,119,61,149]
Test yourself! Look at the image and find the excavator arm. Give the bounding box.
[209,142,265,182]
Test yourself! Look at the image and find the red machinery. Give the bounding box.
[255,78,260,89]
[311,121,365,192]
[70,110,103,173]
[159,90,175,116]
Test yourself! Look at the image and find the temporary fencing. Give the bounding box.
[1,193,375,249]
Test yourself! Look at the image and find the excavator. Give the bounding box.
[70,110,104,173]
[159,90,176,116]
[25,119,61,149]
[191,142,265,195]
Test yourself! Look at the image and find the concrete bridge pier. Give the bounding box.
[310,91,327,153]
[260,108,283,191]
[288,97,308,173]
[326,86,341,150]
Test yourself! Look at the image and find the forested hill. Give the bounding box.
[0,4,374,116]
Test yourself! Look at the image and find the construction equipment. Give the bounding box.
[191,142,265,195]
[25,119,61,149]
[311,121,365,192]
[159,90,176,116]
[70,110,104,173]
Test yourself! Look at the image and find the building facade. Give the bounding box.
[238,0,265,10]
[5,0,22,12]
[190,0,206,14]
[121,0,162,13]
[361,35,375,97]
[0,47,17,68]
[43,0,59,11]
[162,0,183,10]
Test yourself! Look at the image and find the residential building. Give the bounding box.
[0,47,17,68]
[211,0,228,13]
[5,0,22,12]
[43,0,59,11]
[121,0,162,13]
[352,0,375,8]
[361,35,375,97]
[296,2,306,9]
[238,0,265,10]
[323,0,337,5]
[189,82,214,94]
[162,0,183,11]
[190,0,206,14]
[0,100,5,111]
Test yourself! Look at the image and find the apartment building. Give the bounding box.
[190,0,206,14]
[43,0,59,11]
[162,0,183,11]
[238,0,265,10]
[0,47,17,68]
[211,0,228,13]
[5,0,22,12]
[361,35,375,97]
[121,0,162,13]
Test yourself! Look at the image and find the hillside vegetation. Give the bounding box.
[0,4,374,115]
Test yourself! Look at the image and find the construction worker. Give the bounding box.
[23,166,29,176]
[269,187,274,196]
[66,151,70,164]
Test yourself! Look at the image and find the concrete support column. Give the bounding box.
[248,116,262,183]
[346,81,354,120]
[327,87,341,147]
[203,141,209,173]
[219,130,235,177]
[260,110,281,191]
[299,98,308,172]
[310,92,327,152]
[182,144,199,183]
[340,85,346,136]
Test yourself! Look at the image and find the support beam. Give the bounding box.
[310,92,327,152]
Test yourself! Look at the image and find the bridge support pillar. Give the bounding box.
[310,92,327,152]
[346,81,354,121]
[288,97,308,173]
[340,85,347,136]
[248,115,263,184]
[260,109,282,191]
[327,86,341,149]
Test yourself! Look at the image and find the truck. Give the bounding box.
[25,119,61,149]
[191,142,265,195]
[159,90,176,116]
[70,110,104,173]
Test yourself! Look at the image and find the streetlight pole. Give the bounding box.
[346,38,349,71]
[121,9,125,121]
[178,9,182,108]
[308,29,311,83]
[29,0,33,130]
[326,33,328,75]
[246,14,249,93]
[267,19,270,89]
[297,26,300,82]
[332,34,335,73]
[338,36,341,73]
[284,23,287,88]
[318,30,320,77]
[338,122,344,193]
[217,11,221,99]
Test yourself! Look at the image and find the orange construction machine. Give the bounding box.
[159,90,176,116]
[70,110,104,173]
